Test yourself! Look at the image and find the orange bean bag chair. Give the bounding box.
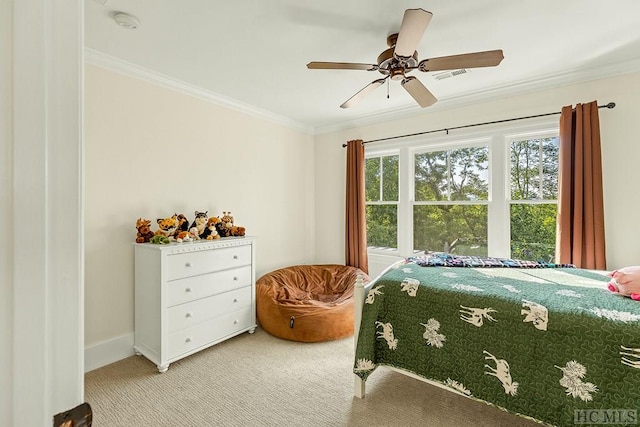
[256,264,370,342]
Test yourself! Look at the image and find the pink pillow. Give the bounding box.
[607,266,640,301]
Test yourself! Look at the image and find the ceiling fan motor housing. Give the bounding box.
[377,44,418,79]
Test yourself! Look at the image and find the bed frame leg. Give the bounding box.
[354,374,366,398]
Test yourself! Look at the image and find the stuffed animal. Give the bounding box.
[189,227,201,240]
[229,226,246,237]
[135,218,155,243]
[607,266,640,301]
[189,211,209,238]
[150,234,170,245]
[175,230,196,243]
[155,215,179,239]
[220,211,234,228]
[214,211,247,237]
[201,217,221,240]
[216,211,235,237]
[175,213,190,232]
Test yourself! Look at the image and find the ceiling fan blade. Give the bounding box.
[340,78,388,108]
[394,8,433,58]
[418,49,504,72]
[401,76,437,107]
[307,61,378,71]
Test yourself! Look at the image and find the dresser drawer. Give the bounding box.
[167,307,253,359]
[167,245,251,280]
[167,286,251,334]
[166,265,251,307]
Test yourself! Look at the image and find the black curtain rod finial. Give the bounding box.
[604,102,616,109]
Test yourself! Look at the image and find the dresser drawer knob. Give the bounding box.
[185,287,192,293]
[185,337,192,343]
[185,312,192,318]
[233,276,238,281]
[233,298,238,303]
[185,262,192,267]
[233,255,239,260]
[233,320,238,325]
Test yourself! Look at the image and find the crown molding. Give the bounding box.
[84,48,640,136]
[313,57,640,134]
[84,48,314,135]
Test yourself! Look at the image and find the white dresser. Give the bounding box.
[133,237,256,372]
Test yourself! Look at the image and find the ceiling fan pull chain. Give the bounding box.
[387,78,390,99]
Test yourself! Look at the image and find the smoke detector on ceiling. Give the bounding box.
[113,12,140,30]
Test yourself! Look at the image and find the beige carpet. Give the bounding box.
[85,327,540,427]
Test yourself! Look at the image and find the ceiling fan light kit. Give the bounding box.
[307,8,504,109]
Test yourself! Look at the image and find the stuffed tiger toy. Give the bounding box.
[155,215,179,239]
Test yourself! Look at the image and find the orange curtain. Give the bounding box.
[556,101,606,269]
[345,139,369,274]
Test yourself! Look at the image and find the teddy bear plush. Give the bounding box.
[135,218,155,243]
[607,266,640,301]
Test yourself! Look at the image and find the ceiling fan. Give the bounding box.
[307,8,504,109]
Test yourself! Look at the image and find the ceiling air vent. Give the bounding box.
[433,69,468,80]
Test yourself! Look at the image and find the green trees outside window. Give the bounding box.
[510,137,559,261]
[414,147,489,255]
[364,128,559,262]
[365,155,398,249]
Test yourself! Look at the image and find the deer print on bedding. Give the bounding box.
[483,350,519,396]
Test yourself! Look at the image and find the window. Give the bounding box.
[364,122,559,262]
[509,135,559,262]
[414,146,489,255]
[365,154,399,250]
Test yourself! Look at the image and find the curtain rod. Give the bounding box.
[342,102,616,147]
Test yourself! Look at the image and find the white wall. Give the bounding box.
[1,1,13,424]
[84,64,315,358]
[315,72,640,277]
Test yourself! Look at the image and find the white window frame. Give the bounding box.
[505,129,561,259]
[364,149,401,253]
[364,117,559,259]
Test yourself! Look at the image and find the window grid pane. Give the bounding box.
[511,137,558,201]
[414,151,448,202]
[542,137,559,199]
[366,204,398,249]
[450,146,489,201]
[365,157,381,202]
[382,155,399,201]
[413,205,488,255]
[415,147,488,202]
[510,203,557,262]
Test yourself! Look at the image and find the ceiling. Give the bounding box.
[85,1,640,133]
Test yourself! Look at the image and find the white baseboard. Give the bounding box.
[84,333,135,373]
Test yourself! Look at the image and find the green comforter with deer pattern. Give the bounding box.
[354,262,640,426]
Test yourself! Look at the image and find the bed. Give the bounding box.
[353,254,640,426]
